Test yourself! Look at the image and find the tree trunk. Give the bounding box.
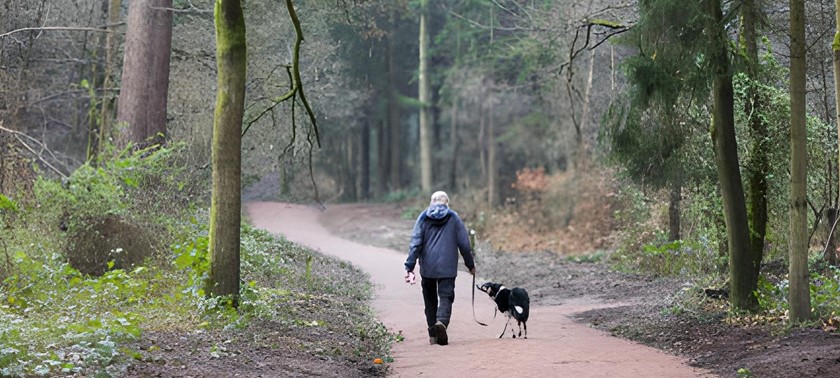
[418,0,432,193]
[487,94,497,207]
[827,208,838,266]
[117,0,173,148]
[479,98,487,183]
[90,0,122,160]
[377,119,389,196]
[789,0,812,322]
[207,0,246,305]
[741,0,769,278]
[387,29,402,191]
[347,133,357,201]
[668,183,681,241]
[704,0,757,311]
[361,122,370,200]
[449,23,461,192]
[831,0,840,266]
[449,94,459,192]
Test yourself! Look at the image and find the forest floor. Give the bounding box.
[123,199,840,377]
[320,202,840,378]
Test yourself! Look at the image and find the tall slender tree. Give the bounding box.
[789,0,812,322]
[704,0,757,311]
[117,0,174,148]
[207,0,246,303]
[830,0,840,266]
[740,0,770,278]
[418,0,432,193]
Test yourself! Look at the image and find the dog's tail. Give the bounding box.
[510,288,530,322]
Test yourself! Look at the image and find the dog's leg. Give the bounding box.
[498,317,510,338]
[523,321,527,339]
[509,316,516,338]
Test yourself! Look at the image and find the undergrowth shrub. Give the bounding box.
[610,180,727,280]
[1,142,390,376]
[0,143,208,376]
[755,262,840,326]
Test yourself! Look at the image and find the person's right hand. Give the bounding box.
[469,267,476,276]
[404,271,417,285]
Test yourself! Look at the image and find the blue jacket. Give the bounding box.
[404,204,475,278]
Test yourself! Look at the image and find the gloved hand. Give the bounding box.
[404,270,417,285]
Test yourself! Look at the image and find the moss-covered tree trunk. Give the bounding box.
[741,0,769,278]
[704,0,757,311]
[207,0,246,304]
[789,0,812,322]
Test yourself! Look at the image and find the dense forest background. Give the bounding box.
[5,0,840,257]
[5,0,840,375]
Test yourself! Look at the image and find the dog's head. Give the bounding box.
[477,282,504,298]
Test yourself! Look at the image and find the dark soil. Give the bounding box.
[124,320,383,378]
[321,203,840,378]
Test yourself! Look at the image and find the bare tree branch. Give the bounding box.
[0,124,67,178]
[0,26,115,39]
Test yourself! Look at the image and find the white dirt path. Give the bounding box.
[246,202,714,378]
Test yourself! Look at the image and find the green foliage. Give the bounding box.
[0,194,17,213]
[566,251,606,264]
[616,238,723,278]
[2,147,391,375]
[610,181,726,279]
[173,227,210,296]
[0,144,210,376]
[616,0,709,109]
[756,264,840,326]
[0,249,169,376]
[381,188,420,204]
[601,101,687,189]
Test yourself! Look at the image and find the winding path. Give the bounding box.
[246,202,713,378]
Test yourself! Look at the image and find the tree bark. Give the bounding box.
[207,0,246,304]
[741,0,769,279]
[789,0,812,322]
[827,208,838,266]
[91,0,122,160]
[361,122,370,200]
[449,23,461,192]
[117,0,173,148]
[831,0,840,266]
[418,0,432,193]
[704,0,757,311]
[449,94,459,192]
[387,27,402,191]
[487,94,497,207]
[377,118,389,196]
[668,183,681,241]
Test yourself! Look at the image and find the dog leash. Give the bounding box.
[471,273,488,326]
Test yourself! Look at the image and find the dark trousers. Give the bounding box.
[421,276,456,337]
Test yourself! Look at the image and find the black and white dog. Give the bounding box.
[477,282,529,339]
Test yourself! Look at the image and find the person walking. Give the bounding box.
[404,191,475,345]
